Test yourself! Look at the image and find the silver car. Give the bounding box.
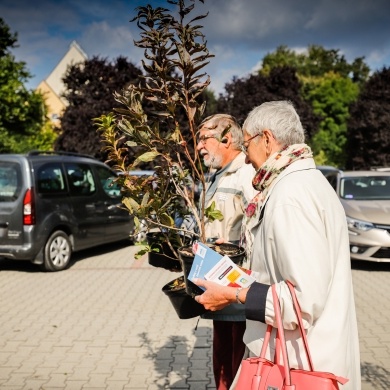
[325,170,390,262]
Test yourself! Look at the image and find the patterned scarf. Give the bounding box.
[252,143,313,199]
[239,143,312,265]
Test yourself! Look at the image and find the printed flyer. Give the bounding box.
[188,242,257,291]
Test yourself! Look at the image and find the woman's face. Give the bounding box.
[242,131,267,170]
[243,129,283,170]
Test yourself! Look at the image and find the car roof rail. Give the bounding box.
[28,150,96,160]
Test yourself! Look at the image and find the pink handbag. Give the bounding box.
[235,281,348,390]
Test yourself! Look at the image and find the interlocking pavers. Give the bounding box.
[1,243,389,389]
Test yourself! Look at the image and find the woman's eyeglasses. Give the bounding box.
[239,133,261,154]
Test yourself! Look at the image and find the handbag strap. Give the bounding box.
[285,280,314,371]
[271,283,348,387]
[271,284,293,386]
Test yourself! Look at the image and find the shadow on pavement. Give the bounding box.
[67,239,131,267]
[351,260,390,272]
[361,362,390,390]
[139,325,214,389]
[0,239,131,272]
[0,258,40,273]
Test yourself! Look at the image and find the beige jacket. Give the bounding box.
[242,158,361,390]
[202,153,257,321]
[204,153,257,243]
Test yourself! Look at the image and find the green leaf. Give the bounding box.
[205,201,224,222]
[159,213,175,227]
[135,151,161,164]
[134,244,150,259]
[122,197,140,213]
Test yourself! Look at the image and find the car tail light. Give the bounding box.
[23,188,36,225]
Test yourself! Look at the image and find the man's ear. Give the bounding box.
[221,138,228,144]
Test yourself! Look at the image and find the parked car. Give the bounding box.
[371,166,390,172]
[0,151,134,271]
[316,165,341,177]
[324,170,390,262]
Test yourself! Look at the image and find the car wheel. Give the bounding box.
[42,231,72,271]
[133,219,148,243]
[134,231,147,243]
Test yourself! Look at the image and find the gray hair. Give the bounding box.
[243,101,305,146]
[199,114,243,149]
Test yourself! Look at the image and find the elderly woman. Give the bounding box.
[194,101,361,389]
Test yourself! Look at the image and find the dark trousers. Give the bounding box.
[212,320,246,390]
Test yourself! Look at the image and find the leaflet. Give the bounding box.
[188,242,257,291]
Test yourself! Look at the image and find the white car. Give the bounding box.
[324,170,390,262]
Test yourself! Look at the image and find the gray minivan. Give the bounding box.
[0,151,133,271]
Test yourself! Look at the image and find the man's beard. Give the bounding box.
[203,153,223,169]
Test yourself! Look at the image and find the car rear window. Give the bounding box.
[0,162,22,202]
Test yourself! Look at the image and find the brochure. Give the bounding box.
[188,242,257,291]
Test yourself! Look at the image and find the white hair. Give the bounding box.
[243,101,305,146]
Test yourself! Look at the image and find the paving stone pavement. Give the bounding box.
[0,241,389,390]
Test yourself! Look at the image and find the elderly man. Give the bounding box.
[196,114,256,390]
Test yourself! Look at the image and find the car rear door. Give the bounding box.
[64,162,106,248]
[93,164,133,241]
[0,156,27,248]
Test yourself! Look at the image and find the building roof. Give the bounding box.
[36,41,88,123]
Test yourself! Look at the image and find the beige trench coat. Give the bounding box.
[240,158,361,390]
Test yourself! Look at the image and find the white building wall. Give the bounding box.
[45,41,88,103]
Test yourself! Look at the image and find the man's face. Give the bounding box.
[196,127,223,169]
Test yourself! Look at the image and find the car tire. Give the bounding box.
[133,219,148,243]
[42,231,72,272]
[134,231,147,243]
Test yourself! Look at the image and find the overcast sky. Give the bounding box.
[1,0,390,95]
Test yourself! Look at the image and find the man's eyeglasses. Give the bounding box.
[239,133,261,154]
[197,134,220,144]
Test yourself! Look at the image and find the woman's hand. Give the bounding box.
[192,278,236,311]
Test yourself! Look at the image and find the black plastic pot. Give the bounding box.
[146,232,182,271]
[162,276,207,319]
[178,247,204,297]
[178,243,246,297]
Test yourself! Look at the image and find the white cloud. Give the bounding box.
[1,0,390,93]
[80,21,139,60]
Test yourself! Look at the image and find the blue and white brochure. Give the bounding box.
[188,242,256,291]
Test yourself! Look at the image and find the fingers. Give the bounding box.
[192,278,204,287]
[194,294,217,311]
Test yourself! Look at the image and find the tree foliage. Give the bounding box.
[0,17,17,55]
[56,56,143,159]
[260,45,370,166]
[346,67,390,169]
[308,73,359,167]
[0,18,54,153]
[216,66,320,139]
[262,45,369,84]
